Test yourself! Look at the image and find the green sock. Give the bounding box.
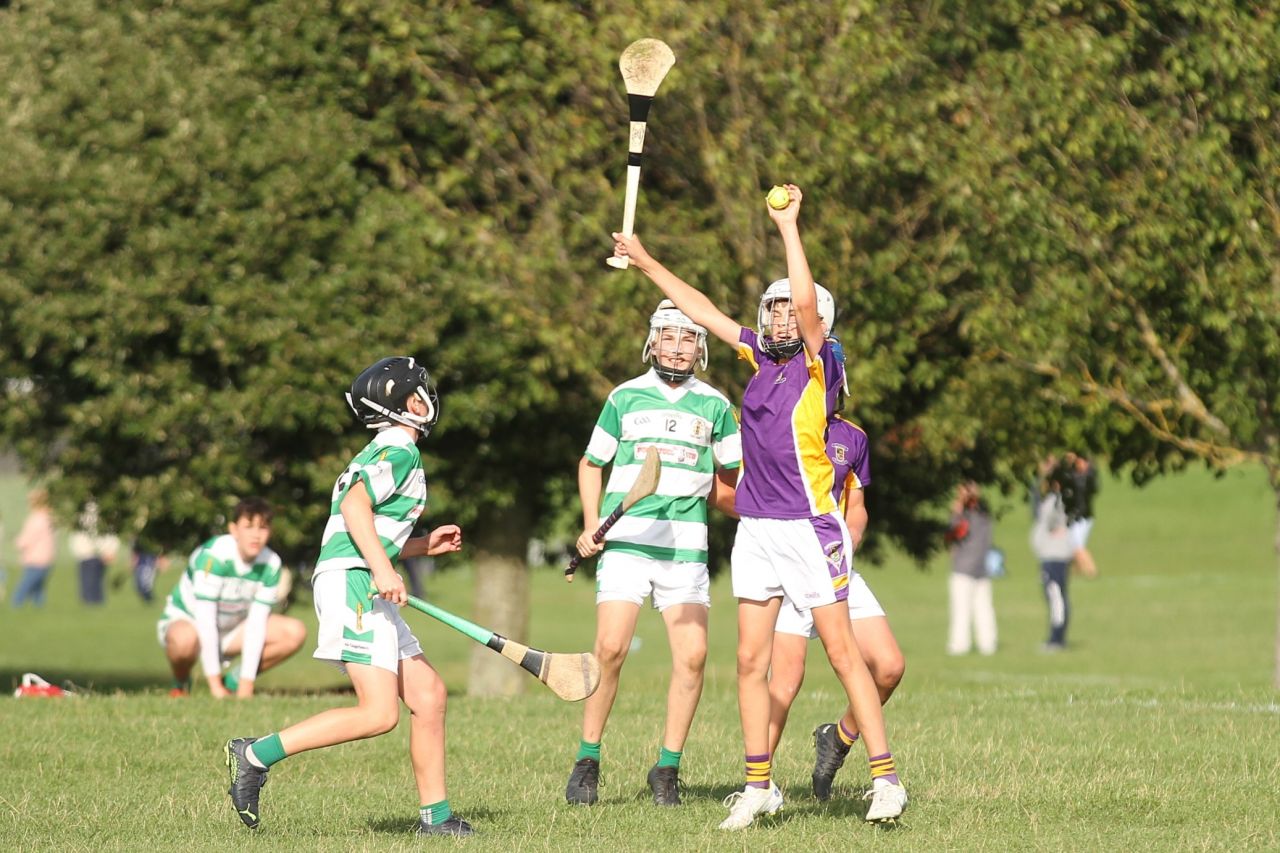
[657,746,682,769]
[247,733,287,768]
[419,800,452,826]
[576,739,601,762]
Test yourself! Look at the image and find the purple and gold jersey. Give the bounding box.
[734,327,843,519]
[827,416,870,511]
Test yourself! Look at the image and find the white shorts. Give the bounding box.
[596,549,710,611]
[312,569,423,675]
[1069,518,1093,549]
[731,514,852,608]
[774,571,886,639]
[156,603,246,657]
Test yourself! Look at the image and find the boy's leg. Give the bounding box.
[816,613,906,796]
[164,620,200,687]
[399,653,471,836]
[766,632,808,757]
[718,597,784,830]
[582,600,642,742]
[567,599,641,804]
[812,604,906,821]
[646,601,708,806]
[658,602,708,752]
[737,598,782,758]
[399,655,447,803]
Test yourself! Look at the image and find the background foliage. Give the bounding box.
[1,1,1276,579]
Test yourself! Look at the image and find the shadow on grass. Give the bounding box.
[0,668,364,697]
[366,807,499,835]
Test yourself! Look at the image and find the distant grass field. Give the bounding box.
[0,466,1277,851]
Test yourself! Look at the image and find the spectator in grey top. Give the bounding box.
[1031,480,1076,651]
[945,482,996,655]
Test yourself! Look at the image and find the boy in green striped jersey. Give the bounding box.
[565,300,742,807]
[224,357,472,836]
[157,497,306,698]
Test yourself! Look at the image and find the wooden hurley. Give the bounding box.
[565,447,662,581]
[605,39,676,270]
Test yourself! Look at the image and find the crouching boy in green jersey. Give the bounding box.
[224,357,471,836]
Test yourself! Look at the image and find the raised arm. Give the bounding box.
[767,185,825,358]
[611,232,742,347]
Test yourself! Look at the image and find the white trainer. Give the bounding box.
[718,782,783,830]
[863,777,908,822]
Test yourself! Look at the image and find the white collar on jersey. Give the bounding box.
[644,367,697,402]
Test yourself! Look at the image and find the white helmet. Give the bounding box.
[643,299,708,383]
[757,279,835,357]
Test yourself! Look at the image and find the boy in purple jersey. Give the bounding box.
[610,184,907,829]
[767,412,907,801]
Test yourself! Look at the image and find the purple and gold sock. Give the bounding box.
[869,752,899,786]
[837,720,859,748]
[745,753,771,789]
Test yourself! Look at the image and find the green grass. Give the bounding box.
[0,466,1277,851]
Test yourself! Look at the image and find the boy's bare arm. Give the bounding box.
[576,457,605,558]
[611,232,742,347]
[340,485,406,604]
[768,185,825,357]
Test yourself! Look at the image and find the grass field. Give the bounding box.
[1,466,1277,851]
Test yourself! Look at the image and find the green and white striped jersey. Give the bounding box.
[314,428,427,576]
[163,534,282,633]
[585,370,741,563]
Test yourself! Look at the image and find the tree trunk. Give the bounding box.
[467,507,532,698]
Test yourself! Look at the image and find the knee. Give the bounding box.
[870,652,906,696]
[672,642,707,679]
[166,626,199,661]
[405,676,448,722]
[595,638,631,670]
[736,648,770,680]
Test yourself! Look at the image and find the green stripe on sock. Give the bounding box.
[420,800,452,825]
[577,739,601,762]
[657,746,682,768]
[249,733,287,767]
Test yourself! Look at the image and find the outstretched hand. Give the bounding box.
[766,184,803,226]
[426,524,463,556]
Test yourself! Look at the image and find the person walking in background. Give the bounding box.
[945,482,997,656]
[13,488,56,608]
[70,502,119,605]
[1031,477,1076,651]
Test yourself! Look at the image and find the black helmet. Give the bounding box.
[345,356,439,434]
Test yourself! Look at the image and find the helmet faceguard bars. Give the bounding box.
[643,300,708,383]
[757,278,835,359]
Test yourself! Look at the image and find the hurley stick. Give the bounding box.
[379,592,601,701]
[605,38,676,270]
[565,448,661,581]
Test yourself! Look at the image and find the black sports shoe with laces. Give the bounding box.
[811,723,851,801]
[416,815,474,836]
[647,764,681,806]
[565,757,600,805]
[224,737,269,828]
